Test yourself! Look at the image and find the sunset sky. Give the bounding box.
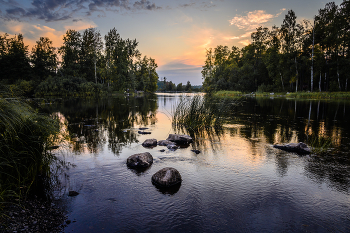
[0,0,343,85]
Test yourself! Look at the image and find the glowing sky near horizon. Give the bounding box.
[0,0,343,85]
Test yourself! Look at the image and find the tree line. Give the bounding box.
[202,1,350,93]
[0,27,159,96]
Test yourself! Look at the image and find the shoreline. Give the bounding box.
[0,197,67,233]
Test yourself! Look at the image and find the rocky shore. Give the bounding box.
[0,198,67,233]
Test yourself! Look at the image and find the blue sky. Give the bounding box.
[0,0,343,85]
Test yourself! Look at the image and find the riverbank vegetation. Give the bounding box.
[213,90,350,99]
[0,27,159,97]
[202,1,350,94]
[0,89,60,208]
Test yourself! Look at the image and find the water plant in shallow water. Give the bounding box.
[0,94,60,206]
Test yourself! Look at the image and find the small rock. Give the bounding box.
[126,152,153,168]
[167,144,179,151]
[191,149,201,154]
[138,131,151,135]
[139,127,149,130]
[157,140,175,146]
[48,145,59,150]
[166,134,193,144]
[152,167,182,187]
[68,191,79,196]
[142,139,157,147]
[159,149,165,152]
[273,142,311,154]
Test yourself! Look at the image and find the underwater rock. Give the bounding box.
[142,139,157,147]
[152,167,182,187]
[273,142,311,154]
[68,191,79,196]
[126,152,153,168]
[166,134,193,144]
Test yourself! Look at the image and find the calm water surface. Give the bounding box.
[44,94,350,233]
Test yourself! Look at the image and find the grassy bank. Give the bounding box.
[0,94,60,207]
[213,90,350,99]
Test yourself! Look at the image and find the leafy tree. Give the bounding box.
[0,33,31,84]
[59,29,81,77]
[31,37,57,82]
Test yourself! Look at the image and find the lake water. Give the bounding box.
[44,93,350,233]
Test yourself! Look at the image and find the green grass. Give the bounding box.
[213,91,243,97]
[0,91,60,208]
[212,90,350,99]
[286,91,350,99]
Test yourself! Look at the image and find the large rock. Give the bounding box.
[142,139,157,147]
[166,134,193,144]
[152,167,182,187]
[273,142,311,154]
[127,152,153,168]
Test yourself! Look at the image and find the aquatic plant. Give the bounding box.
[309,135,334,155]
[172,95,223,132]
[0,93,60,206]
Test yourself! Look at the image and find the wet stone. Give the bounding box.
[142,139,157,147]
[152,167,182,187]
[127,152,153,168]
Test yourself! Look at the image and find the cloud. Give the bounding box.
[133,0,162,10]
[0,0,163,22]
[229,9,286,31]
[239,40,250,46]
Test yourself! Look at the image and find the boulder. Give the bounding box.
[126,152,153,168]
[142,139,157,147]
[273,142,311,154]
[166,134,193,144]
[157,140,175,146]
[152,167,182,187]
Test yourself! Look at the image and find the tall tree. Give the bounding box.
[31,37,57,82]
[59,29,81,77]
[0,33,31,84]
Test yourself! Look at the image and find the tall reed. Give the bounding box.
[0,93,60,206]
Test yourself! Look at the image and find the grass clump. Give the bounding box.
[172,95,235,134]
[0,93,60,206]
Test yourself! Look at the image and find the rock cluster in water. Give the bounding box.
[126,134,193,191]
[273,142,311,154]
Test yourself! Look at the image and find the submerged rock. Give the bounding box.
[167,144,179,151]
[166,134,193,144]
[142,139,157,147]
[273,142,311,154]
[152,167,182,187]
[126,152,153,168]
[68,191,79,196]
